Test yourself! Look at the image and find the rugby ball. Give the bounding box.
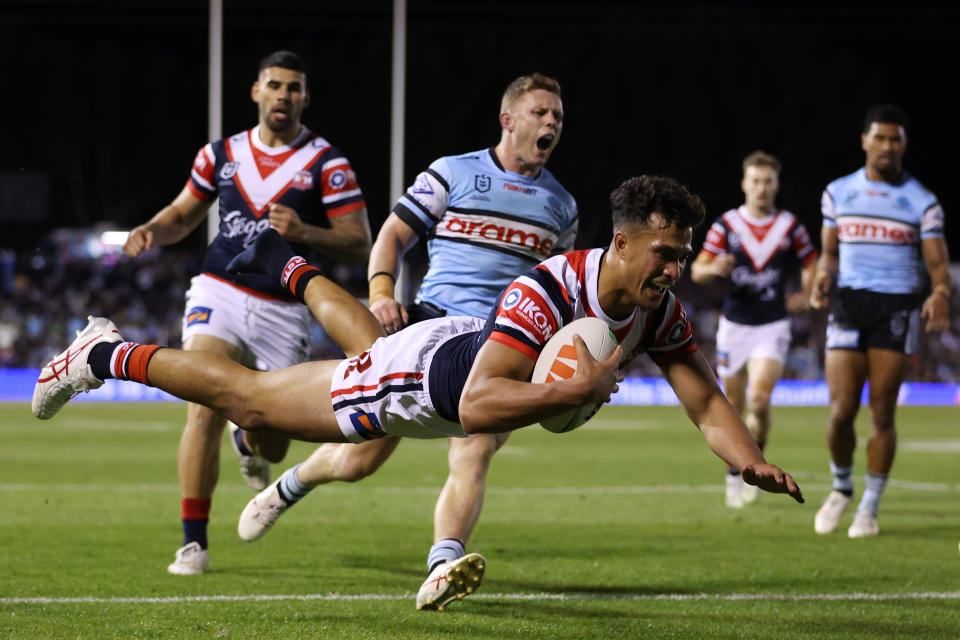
[530,317,619,433]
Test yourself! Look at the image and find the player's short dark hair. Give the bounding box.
[501,73,561,112]
[258,50,307,76]
[863,104,909,133]
[742,150,781,176]
[610,175,706,232]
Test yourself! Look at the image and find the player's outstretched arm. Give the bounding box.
[123,186,209,257]
[459,337,623,434]
[661,350,804,503]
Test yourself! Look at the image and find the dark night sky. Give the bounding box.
[3,0,958,254]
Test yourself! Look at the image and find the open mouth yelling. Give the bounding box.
[536,134,555,151]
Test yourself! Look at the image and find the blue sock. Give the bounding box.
[276,464,312,505]
[232,426,253,456]
[427,538,465,573]
[858,471,888,517]
[830,461,854,496]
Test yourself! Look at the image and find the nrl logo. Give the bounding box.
[474,174,491,193]
[219,162,239,180]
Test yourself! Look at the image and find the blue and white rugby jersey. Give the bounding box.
[822,168,944,295]
[393,148,578,317]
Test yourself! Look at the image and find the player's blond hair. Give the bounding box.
[742,150,781,176]
[500,73,562,113]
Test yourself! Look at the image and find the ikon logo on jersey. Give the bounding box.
[500,287,555,341]
[837,215,917,245]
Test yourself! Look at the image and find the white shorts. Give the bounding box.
[329,316,485,442]
[715,316,791,378]
[182,274,312,371]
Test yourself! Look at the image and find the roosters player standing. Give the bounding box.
[120,50,372,575]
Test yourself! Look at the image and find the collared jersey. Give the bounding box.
[700,207,817,325]
[822,168,944,294]
[426,248,698,421]
[187,125,366,300]
[393,148,578,317]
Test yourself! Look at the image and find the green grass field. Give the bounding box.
[1,402,958,639]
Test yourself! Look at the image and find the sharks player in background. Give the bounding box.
[810,105,951,538]
[122,50,371,575]
[690,151,817,508]
[236,72,577,610]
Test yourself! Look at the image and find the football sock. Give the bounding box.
[830,461,854,497]
[181,498,211,549]
[276,464,312,505]
[88,341,161,384]
[857,471,888,517]
[232,427,254,457]
[427,538,465,573]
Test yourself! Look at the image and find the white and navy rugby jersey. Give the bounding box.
[393,148,578,317]
[427,249,698,421]
[822,168,944,295]
[187,125,366,300]
[700,207,817,325]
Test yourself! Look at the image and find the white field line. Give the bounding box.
[2,478,959,494]
[3,591,960,605]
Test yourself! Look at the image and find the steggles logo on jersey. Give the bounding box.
[221,211,272,246]
[219,162,239,180]
[730,266,780,291]
[474,174,491,193]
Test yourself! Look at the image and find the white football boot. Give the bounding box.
[416,553,486,611]
[847,510,880,538]
[724,473,744,508]
[32,316,122,419]
[229,422,270,490]
[814,490,852,534]
[238,480,290,542]
[167,541,209,575]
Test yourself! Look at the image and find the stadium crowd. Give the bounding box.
[3,243,957,383]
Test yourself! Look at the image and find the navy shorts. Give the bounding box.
[826,288,919,355]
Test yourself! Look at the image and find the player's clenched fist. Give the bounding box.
[123,225,154,257]
[268,203,304,241]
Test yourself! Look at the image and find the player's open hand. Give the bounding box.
[370,298,409,334]
[809,270,832,310]
[123,225,153,257]
[268,204,304,241]
[920,292,950,333]
[741,463,804,504]
[573,335,624,406]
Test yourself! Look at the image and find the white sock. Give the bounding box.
[830,461,854,494]
[857,471,888,517]
[427,539,465,573]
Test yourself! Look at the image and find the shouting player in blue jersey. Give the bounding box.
[236,73,577,610]
[35,175,803,608]
[810,105,952,538]
[691,151,817,508]
[121,51,373,575]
